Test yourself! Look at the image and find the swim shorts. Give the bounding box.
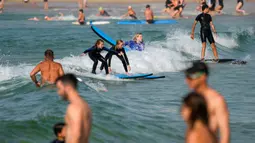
[200,30,215,44]
[79,21,85,25]
[146,20,154,24]
[129,14,137,19]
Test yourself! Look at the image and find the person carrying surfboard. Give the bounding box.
[78,9,85,25]
[124,33,145,51]
[97,7,110,17]
[101,40,131,74]
[190,4,219,61]
[121,6,137,19]
[81,39,119,75]
[144,5,154,24]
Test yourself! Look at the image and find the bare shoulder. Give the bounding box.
[208,88,226,104]
[53,61,63,68]
[187,131,199,143]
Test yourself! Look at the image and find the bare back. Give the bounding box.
[32,60,64,84]
[65,98,92,143]
[128,9,136,15]
[145,9,153,20]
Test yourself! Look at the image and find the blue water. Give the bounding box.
[0,1,255,143]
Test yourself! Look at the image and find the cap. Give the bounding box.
[185,62,209,79]
[98,7,103,11]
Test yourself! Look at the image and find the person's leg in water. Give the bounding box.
[98,55,109,74]
[44,0,48,10]
[236,1,245,14]
[207,31,219,60]
[89,54,99,74]
[201,42,206,61]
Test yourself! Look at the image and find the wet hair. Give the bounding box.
[146,4,150,8]
[79,9,83,13]
[94,39,104,47]
[133,33,143,42]
[56,74,78,89]
[115,40,123,50]
[202,4,209,11]
[53,122,65,137]
[44,49,54,59]
[182,92,209,129]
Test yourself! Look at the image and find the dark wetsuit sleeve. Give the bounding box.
[105,47,114,67]
[83,47,94,54]
[122,48,129,65]
[209,15,212,22]
[103,47,118,55]
[195,14,201,22]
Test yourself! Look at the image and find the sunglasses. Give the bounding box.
[185,72,205,80]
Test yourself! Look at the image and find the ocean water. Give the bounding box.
[0,1,255,143]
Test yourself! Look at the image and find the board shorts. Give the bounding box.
[146,20,154,24]
[129,14,137,19]
[174,5,183,11]
[200,30,215,44]
[219,0,224,8]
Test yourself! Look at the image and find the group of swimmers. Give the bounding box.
[29,48,230,143]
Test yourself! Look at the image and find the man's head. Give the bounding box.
[146,4,150,9]
[98,7,103,12]
[79,9,83,13]
[44,16,49,20]
[128,6,132,9]
[202,4,209,13]
[185,62,209,90]
[56,74,78,101]
[44,49,54,60]
[53,122,66,139]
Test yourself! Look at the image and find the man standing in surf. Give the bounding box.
[56,74,92,143]
[184,62,230,143]
[190,4,219,61]
[30,49,64,87]
[144,5,154,24]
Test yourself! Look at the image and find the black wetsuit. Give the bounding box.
[195,13,215,44]
[219,0,224,8]
[101,11,110,17]
[83,46,118,74]
[51,139,64,143]
[100,47,130,72]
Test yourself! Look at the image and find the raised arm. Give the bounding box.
[216,97,230,143]
[190,20,198,39]
[30,64,41,87]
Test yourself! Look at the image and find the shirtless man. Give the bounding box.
[30,49,64,87]
[121,6,137,19]
[78,9,85,25]
[144,5,154,24]
[184,62,230,143]
[56,74,92,143]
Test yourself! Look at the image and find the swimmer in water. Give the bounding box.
[30,49,64,87]
[51,122,66,143]
[236,0,245,14]
[144,5,154,24]
[190,4,219,61]
[78,9,85,25]
[44,13,64,21]
[96,7,110,17]
[181,92,217,143]
[28,17,40,21]
[121,6,137,19]
[101,40,131,74]
[184,62,230,143]
[81,39,119,75]
[0,0,4,14]
[124,33,145,51]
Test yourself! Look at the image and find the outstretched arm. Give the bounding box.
[190,20,197,39]
[30,64,41,87]
[103,47,118,55]
[121,12,129,18]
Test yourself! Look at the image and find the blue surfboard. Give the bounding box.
[91,25,130,51]
[117,19,177,25]
[115,73,153,79]
[143,75,165,79]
